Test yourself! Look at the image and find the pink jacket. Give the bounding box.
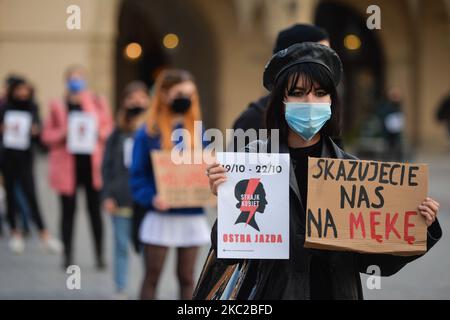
[42,91,113,196]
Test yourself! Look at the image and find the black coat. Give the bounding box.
[232,95,269,133]
[101,127,134,207]
[193,136,442,300]
[229,95,270,152]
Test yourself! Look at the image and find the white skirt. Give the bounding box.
[139,211,211,247]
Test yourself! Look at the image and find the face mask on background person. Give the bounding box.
[67,78,86,94]
[170,97,191,114]
[284,102,331,141]
[12,97,31,109]
[125,106,145,121]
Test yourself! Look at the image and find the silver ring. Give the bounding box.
[205,169,209,177]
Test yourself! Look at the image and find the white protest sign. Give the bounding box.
[3,111,32,150]
[123,137,134,169]
[385,112,404,134]
[67,112,98,155]
[217,152,290,259]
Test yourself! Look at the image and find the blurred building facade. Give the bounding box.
[0,0,449,150]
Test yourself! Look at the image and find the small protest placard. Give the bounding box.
[67,112,97,155]
[150,150,216,208]
[217,152,290,259]
[3,111,32,150]
[123,137,134,169]
[305,157,428,256]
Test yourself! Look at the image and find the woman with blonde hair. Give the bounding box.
[130,69,210,300]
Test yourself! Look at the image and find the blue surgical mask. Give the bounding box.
[67,78,86,93]
[284,102,331,141]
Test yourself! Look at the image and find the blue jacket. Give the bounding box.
[129,124,204,215]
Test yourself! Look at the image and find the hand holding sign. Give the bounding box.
[418,197,439,226]
[152,194,170,211]
[206,162,227,196]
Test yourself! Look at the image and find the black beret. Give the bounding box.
[5,75,25,87]
[263,42,343,91]
[273,24,329,54]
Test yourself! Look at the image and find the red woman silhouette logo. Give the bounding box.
[234,178,268,231]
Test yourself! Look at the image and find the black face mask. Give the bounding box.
[170,97,191,114]
[12,98,31,109]
[125,106,145,120]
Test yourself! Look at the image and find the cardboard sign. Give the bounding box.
[305,157,428,256]
[67,112,98,154]
[217,152,290,260]
[150,150,216,208]
[3,111,32,150]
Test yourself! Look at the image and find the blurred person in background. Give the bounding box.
[42,65,113,269]
[0,76,19,238]
[102,81,149,299]
[376,87,405,161]
[0,78,61,254]
[130,69,210,300]
[0,176,4,237]
[0,75,34,238]
[436,92,450,143]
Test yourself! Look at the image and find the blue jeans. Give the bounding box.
[15,183,31,233]
[111,215,132,292]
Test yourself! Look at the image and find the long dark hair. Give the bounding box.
[7,78,33,103]
[265,63,342,145]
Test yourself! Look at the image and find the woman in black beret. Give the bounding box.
[196,42,442,300]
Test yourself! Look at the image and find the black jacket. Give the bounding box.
[193,136,442,300]
[232,95,270,133]
[229,95,270,152]
[101,127,134,207]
